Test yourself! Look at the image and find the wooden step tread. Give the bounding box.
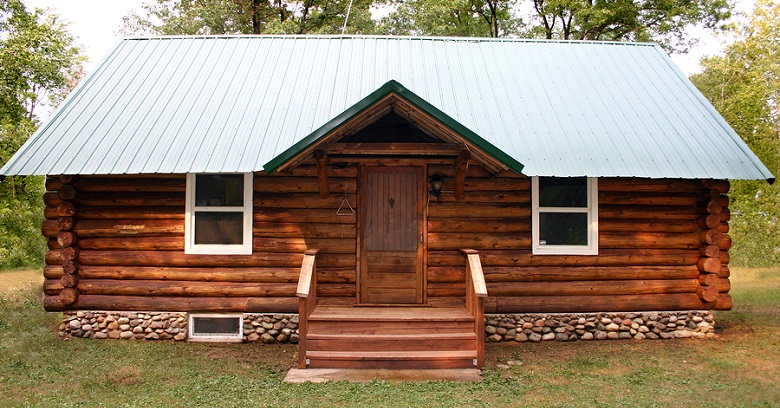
[306,333,476,340]
[309,306,473,322]
[306,350,477,361]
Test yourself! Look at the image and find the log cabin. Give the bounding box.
[0,36,774,369]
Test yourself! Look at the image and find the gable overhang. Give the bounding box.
[263,80,524,175]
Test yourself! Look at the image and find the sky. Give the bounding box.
[25,0,754,76]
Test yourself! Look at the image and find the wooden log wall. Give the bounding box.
[42,166,357,313]
[425,165,732,313]
[41,162,732,315]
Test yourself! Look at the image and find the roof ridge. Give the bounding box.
[120,34,658,47]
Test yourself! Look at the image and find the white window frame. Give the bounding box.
[531,176,598,255]
[185,173,253,255]
[187,313,244,343]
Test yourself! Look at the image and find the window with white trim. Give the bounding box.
[185,173,253,255]
[532,177,598,255]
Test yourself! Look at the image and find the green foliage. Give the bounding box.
[121,0,377,36]
[375,0,521,37]
[691,0,780,267]
[0,0,84,269]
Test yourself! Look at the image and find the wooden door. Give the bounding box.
[359,167,424,304]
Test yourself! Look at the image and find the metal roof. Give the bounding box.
[1,35,773,181]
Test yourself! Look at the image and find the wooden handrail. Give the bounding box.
[296,249,319,368]
[461,248,487,368]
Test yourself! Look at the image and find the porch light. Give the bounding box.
[429,174,444,200]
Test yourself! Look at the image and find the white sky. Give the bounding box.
[25,0,754,76]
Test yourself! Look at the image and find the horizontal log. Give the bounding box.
[75,192,184,207]
[44,206,59,219]
[599,179,700,193]
[77,206,184,220]
[253,237,355,254]
[696,285,719,302]
[47,238,62,250]
[79,237,183,251]
[317,268,356,284]
[254,193,356,209]
[489,293,732,313]
[599,193,699,206]
[45,250,61,264]
[427,164,496,178]
[720,208,731,221]
[701,179,730,194]
[718,264,730,278]
[57,231,77,248]
[440,177,530,192]
[43,265,64,279]
[427,218,530,234]
[599,205,699,221]
[77,279,298,297]
[44,279,63,295]
[698,273,720,286]
[263,164,358,178]
[45,177,63,191]
[697,214,721,229]
[719,234,732,250]
[699,245,719,258]
[42,219,60,237]
[253,222,355,239]
[436,190,530,204]
[43,192,62,207]
[59,287,78,305]
[428,249,700,267]
[428,265,701,283]
[427,203,530,218]
[58,175,77,184]
[78,250,354,269]
[697,258,721,273]
[60,274,79,288]
[718,221,729,233]
[599,219,699,233]
[58,217,74,231]
[427,233,531,251]
[57,202,75,217]
[317,283,356,297]
[78,266,301,282]
[717,277,730,292]
[44,295,298,313]
[599,231,699,249]
[698,229,721,245]
[74,219,184,237]
[62,260,79,275]
[254,208,355,224]
[58,184,77,200]
[485,279,700,297]
[254,176,355,194]
[75,177,185,192]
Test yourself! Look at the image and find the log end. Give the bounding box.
[58,288,79,306]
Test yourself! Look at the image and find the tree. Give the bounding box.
[0,0,85,268]
[122,0,377,36]
[690,0,780,267]
[378,0,731,51]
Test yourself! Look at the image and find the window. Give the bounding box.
[531,177,598,255]
[188,313,243,342]
[185,173,253,254]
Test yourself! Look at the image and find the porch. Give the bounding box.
[296,249,487,369]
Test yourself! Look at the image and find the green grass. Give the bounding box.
[1,268,779,407]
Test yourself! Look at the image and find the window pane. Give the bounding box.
[194,212,243,245]
[195,174,244,207]
[539,177,587,207]
[192,317,240,335]
[539,212,588,246]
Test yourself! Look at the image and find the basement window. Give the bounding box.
[185,173,253,255]
[532,177,598,255]
[188,313,243,342]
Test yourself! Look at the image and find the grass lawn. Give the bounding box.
[1,267,778,407]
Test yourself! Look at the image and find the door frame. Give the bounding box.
[356,165,427,304]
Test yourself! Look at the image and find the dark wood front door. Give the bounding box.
[359,167,424,304]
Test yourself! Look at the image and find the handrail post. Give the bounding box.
[461,248,487,368]
[296,249,319,369]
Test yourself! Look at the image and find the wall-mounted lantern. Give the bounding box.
[429,174,444,201]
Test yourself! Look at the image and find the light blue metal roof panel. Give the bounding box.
[1,35,773,182]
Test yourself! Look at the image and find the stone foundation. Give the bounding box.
[59,310,715,343]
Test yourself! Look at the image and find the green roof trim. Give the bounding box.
[263,80,525,174]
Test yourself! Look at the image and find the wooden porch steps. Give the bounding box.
[302,306,479,369]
